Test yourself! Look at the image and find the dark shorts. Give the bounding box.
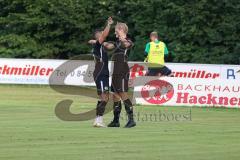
[111,73,129,93]
[94,74,109,95]
[111,62,129,93]
[147,66,172,76]
[93,62,109,95]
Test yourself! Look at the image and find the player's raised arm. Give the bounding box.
[98,17,113,44]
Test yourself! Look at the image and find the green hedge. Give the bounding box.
[0,0,239,64]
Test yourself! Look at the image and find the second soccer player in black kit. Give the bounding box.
[88,17,114,127]
[108,22,136,128]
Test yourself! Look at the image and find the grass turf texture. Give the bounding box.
[0,85,240,160]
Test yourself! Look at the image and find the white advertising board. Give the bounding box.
[0,58,239,85]
[133,77,240,108]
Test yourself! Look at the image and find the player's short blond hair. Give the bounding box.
[115,22,128,34]
[150,31,158,38]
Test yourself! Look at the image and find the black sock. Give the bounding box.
[113,101,122,123]
[96,101,107,116]
[123,99,134,121]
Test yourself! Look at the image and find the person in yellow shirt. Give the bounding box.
[144,31,173,76]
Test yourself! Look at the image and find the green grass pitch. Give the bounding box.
[0,85,240,160]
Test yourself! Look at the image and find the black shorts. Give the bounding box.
[94,74,109,95]
[111,73,129,93]
[111,62,129,93]
[93,62,109,95]
[147,66,172,76]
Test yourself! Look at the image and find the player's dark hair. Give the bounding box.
[93,29,102,39]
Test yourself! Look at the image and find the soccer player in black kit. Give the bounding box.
[88,17,114,127]
[108,22,136,128]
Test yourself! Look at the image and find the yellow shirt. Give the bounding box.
[147,41,165,67]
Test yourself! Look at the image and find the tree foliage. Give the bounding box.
[0,0,239,64]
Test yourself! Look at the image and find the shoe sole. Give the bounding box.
[93,124,106,128]
[107,122,120,127]
[107,125,120,127]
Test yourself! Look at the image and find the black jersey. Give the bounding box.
[111,38,133,93]
[92,41,109,76]
[111,38,133,62]
[92,41,109,63]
